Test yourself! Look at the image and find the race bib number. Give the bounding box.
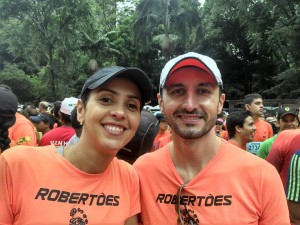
[246,142,261,155]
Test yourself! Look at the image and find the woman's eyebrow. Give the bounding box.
[97,87,141,101]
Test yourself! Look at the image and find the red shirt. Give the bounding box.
[39,126,75,147]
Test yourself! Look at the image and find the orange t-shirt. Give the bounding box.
[0,145,140,224]
[228,139,246,150]
[220,130,228,140]
[153,130,170,151]
[8,113,37,147]
[155,133,172,150]
[253,119,273,142]
[134,141,289,225]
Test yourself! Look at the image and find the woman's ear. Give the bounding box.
[77,99,85,125]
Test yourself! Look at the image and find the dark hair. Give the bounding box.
[117,110,159,164]
[80,89,92,107]
[39,112,56,129]
[244,93,262,105]
[60,112,72,124]
[70,107,82,130]
[53,101,61,118]
[226,111,253,139]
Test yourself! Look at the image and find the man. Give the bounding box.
[38,101,49,113]
[30,112,56,135]
[226,111,256,150]
[258,106,298,159]
[134,52,289,224]
[244,93,273,154]
[266,129,300,191]
[38,97,77,146]
[286,150,300,224]
[152,112,170,151]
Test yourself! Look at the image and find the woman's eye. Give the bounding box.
[100,97,112,103]
[128,103,139,110]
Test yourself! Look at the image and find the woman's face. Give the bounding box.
[78,77,142,155]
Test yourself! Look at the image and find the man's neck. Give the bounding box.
[170,130,222,183]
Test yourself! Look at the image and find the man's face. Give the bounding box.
[246,98,264,116]
[240,116,256,142]
[158,67,225,139]
[159,120,168,132]
[279,114,298,131]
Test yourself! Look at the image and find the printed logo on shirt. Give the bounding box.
[157,193,232,225]
[35,188,120,206]
[17,136,31,144]
[70,207,88,225]
[156,193,232,207]
[50,140,68,146]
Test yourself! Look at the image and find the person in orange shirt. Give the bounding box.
[0,66,152,224]
[8,112,37,147]
[226,111,256,150]
[134,52,289,225]
[152,112,170,151]
[244,93,273,153]
[214,117,224,137]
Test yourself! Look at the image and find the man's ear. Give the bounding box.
[218,93,226,114]
[245,104,250,111]
[235,125,242,133]
[157,92,164,114]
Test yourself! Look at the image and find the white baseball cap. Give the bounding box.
[60,97,78,115]
[160,52,223,91]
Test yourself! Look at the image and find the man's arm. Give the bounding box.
[288,201,300,224]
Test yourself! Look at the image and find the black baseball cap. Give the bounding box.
[277,106,298,120]
[0,84,18,116]
[30,113,55,126]
[80,66,152,106]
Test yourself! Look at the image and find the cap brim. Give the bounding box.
[280,112,297,118]
[30,116,41,123]
[84,67,152,105]
[170,58,212,77]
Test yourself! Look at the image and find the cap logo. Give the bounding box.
[284,107,290,112]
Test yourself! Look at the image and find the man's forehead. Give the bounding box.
[252,98,263,103]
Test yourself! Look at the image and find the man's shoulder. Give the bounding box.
[221,141,269,165]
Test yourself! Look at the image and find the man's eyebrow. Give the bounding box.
[198,82,216,88]
[97,87,141,101]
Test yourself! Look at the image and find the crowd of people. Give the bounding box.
[0,52,299,225]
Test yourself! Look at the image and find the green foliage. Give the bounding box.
[0,63,36,103]
[0,0,298,104]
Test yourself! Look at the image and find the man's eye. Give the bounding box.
[170,89,184,95]
[198,89,210,94]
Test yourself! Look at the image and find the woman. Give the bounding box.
[0,66,152,225]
